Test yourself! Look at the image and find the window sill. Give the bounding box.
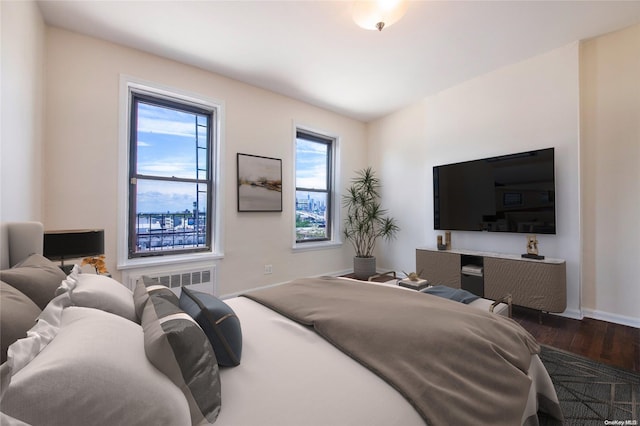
[292,240,342,253]
[117,250,224,271]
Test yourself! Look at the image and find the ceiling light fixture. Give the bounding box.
[352,0,409,31]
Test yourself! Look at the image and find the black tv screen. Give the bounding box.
[433,148,556,234]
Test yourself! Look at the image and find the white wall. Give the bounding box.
[43,27,366,295]
[0,1,45,222]
[580,24,640,327]
[368,44,582,318]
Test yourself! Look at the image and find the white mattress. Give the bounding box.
[217,295,556,425]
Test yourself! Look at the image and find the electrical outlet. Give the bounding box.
[264,264,273,274]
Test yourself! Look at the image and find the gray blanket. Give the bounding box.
[243,277,541,426]
[421,285,480,304]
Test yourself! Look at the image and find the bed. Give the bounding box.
[0,221,563,425]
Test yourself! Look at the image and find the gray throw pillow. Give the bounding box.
[0,281,41,363]
[421,285,480,304]
[0,254,66,309]
[179,287,243,367]
[141,291,221,424]
[133,276,179,322]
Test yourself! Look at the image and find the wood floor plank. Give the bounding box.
[512,306,640,373]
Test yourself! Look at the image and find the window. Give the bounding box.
[295,129,336,244]
[128,91,215,258]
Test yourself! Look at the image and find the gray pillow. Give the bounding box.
[0,281,41,363]
[421,285,480,304]
[0,254,66,309]
[56,267,137,322]
[179,287,243,366]
[133,276,179,322]
[1,306,191,426]
[141,291,221,424]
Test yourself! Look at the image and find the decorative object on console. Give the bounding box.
[343,167,399,280]
[436,232,451,250]
[43,229,105,274]
[522,234,545,260]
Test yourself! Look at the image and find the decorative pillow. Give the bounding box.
[3,290,72,375]
[1,307,191,426]
[0,281,41,364]
[141,292,221,425]
[57,266,136,322]
[133,276,179,322]
[0,254,66,309]
[421,285,480,304]
[179,287,243,367]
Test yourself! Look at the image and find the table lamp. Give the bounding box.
[43,229,104,274]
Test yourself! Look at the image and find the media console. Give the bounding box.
[416,248,566,313]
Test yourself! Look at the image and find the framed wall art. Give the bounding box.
[237,153,283,212]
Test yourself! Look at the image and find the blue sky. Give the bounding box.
[134,102,330,213]
[296,139,327,190]
[135,102,208,213]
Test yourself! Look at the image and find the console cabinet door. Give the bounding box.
[484,257,567,312]
[416,250,461,288]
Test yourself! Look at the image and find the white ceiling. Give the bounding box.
[37,0,640,122]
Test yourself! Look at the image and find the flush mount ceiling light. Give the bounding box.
[352,0,409,31]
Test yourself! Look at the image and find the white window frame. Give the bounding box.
[292,123,342,252]
[117,75,225,270]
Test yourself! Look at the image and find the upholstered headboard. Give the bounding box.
[0,222,44,270]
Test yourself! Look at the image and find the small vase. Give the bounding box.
[353,256,376,280]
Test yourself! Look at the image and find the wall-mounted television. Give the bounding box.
[433,148,556,234]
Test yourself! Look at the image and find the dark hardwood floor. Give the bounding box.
[511,306,640,373]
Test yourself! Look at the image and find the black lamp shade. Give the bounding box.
[43,229,105,261]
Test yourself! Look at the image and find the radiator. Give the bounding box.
[123,264,216,296]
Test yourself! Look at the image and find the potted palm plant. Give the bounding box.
[343,167,399,280]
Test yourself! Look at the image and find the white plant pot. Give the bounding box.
[353,256,376,280]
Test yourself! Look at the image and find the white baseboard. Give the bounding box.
[553,308,583,321]
[581,308,640,329]
[513,307,638,329]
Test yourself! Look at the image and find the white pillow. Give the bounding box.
[1,307,191,426]
[57,266,136,322]
[4,290,71,375]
